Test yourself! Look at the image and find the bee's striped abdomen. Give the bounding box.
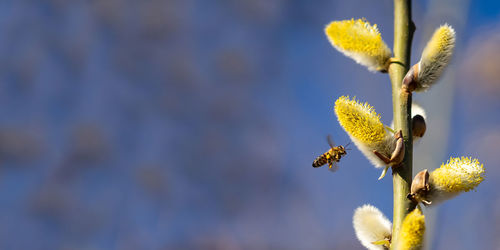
[312,152,330,167]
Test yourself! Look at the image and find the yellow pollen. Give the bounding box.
[325,18,391,71]
[334,96,386,145]
[398,209,425,250]
[431,157,485,193]
[421,25,455,64]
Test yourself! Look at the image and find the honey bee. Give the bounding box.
[312,135,350,172]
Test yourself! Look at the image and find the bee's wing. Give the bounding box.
[328,161,339,173]
[327,134,336,148]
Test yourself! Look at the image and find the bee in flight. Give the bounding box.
[312,135,350,172]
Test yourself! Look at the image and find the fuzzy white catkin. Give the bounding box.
[353,205,392,250]
[415,24,456,91]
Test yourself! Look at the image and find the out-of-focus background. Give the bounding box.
[0,1,499,249]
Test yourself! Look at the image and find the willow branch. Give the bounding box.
[389,0,415,248]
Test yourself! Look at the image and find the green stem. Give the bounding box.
[389,0,415,248]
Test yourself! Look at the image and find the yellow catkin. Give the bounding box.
[325,19,391,72]
[416,24,455,91]
[398,209,425,250]
[430,157,485,193]
[334,96,386,145]
[421,25,455,63]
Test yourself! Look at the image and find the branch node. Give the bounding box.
[402,64,418,93]
[389,130,405,165]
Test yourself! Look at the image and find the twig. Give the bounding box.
[388,0,415,248]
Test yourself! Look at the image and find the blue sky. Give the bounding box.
[0,1,498,249]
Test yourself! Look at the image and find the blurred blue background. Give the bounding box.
[0,0,499,249]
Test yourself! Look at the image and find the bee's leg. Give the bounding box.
[334,154,340,161]
[328,160,339,172]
